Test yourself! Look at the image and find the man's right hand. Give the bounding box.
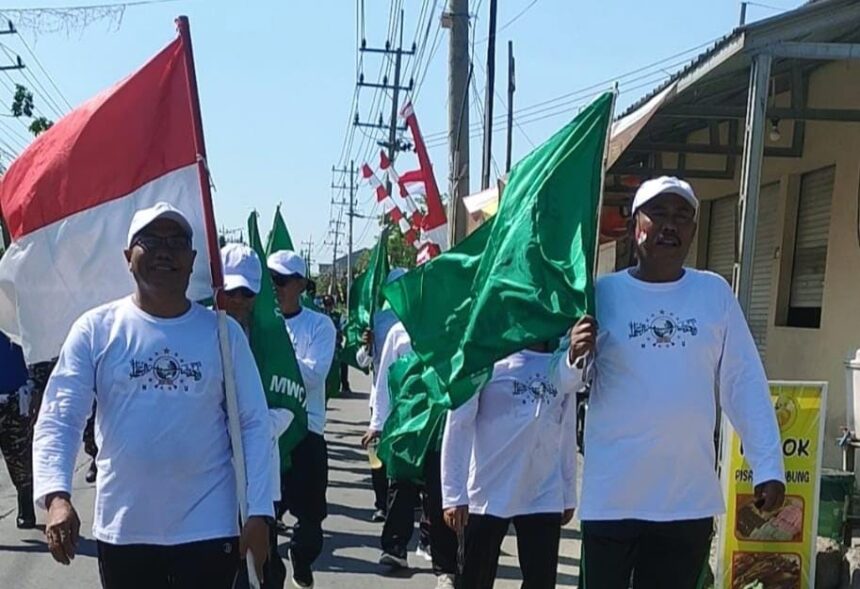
[569,315,598,364]
[444,506,469,533]
[362,329,373,349]
[45,493,81,565]
[361,429,380,449]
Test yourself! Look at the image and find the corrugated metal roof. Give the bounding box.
[617,0,852,119]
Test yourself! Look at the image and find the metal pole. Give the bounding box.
[447,0,470,244]
[347,160,354,313]
[480,0,498,190]
[739,1,748,26]
[387,10,405,198]
[735,52,773,314]
[506,40,515,173]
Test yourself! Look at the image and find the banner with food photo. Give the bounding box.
[716,381,828,589]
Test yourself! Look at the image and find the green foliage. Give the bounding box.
[11,84,33,117]
[11,84,54,137]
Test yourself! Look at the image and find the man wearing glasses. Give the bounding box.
[267,250,336,589]
[33,202,273,588]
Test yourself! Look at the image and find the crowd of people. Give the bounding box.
[0,176,788,589]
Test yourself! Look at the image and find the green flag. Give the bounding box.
[376,223,493,480]
[343,229,391,372]
[378,93,613,478]
[249,211,307,472]
[267,204,295,253]
[384,92,613,403]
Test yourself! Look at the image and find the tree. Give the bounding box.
[11,84,53,137]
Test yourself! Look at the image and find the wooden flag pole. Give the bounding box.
[176,15,260,588]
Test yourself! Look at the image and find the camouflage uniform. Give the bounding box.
[0,389,34,493]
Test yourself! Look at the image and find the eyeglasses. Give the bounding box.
[132,235,192,252]
[224,287,256,299]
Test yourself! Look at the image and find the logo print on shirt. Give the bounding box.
[628,311,698,349]
[129,349,203,391]
[512,374,559,406]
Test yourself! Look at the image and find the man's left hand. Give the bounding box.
[239,516,270,581]
[754,480,786,513]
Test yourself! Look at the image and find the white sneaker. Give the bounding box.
[415,544,432,562]
[435,574,456,589]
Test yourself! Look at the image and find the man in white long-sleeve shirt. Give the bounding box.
[267,249,336,589]
[366,321,458,588]
[221,243,290,589]
[442,343,582,588]
[33,203,273,588]
[356,268,407,522]
[571,177,785,588]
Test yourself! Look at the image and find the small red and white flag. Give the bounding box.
[401,102,447,259]
[0,33,214,363]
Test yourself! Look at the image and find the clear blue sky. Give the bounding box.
[1,0,805,270]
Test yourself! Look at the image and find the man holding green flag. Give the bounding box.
[221,240,288,589]
[374,93,613,587]
[266,248,336,589]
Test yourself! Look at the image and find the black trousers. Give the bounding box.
[371,462,389,513]
[382,450,457,575]
[234,515,287,589]
[459,512,562,589]
[97,537,239,589]
[280,432,328,570]
[579,518,713,589]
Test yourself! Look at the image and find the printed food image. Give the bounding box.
[774,394,798,432]
[736,495,804,542]
[732,552,800,589]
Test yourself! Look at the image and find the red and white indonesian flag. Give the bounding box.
[0,35,213,363]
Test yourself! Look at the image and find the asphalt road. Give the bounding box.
[0,368,581,587]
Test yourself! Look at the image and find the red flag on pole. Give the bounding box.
[0,20,222,364]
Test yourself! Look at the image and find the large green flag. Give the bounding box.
[249,211,307,471]
[342,229,391,372]
[377,223,493,479]
[384,92,613,403]
[378,93,613,478]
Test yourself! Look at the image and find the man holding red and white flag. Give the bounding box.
[1,18,273,588]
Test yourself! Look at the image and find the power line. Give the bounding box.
[421,35,723,143]
[475,0,538,43]
[6,18,73,110]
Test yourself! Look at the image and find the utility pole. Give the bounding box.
[506,40,516,173]
[301,236,314,272]
[328,217,346,298]
[480,0,498,190]
[443,0,471,244]
[331,160,360,312]
[355,10,415,195]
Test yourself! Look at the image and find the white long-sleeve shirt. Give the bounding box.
[283,308,336,435]
[361,308,403,411]
[33,297,273,545]
[369,321,412,432]
[441,349,583,518]
[580,269,784,522]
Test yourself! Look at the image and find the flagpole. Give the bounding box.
[592,86,618,280]
[176,15,260,588]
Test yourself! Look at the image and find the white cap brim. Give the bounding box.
[224,274,259,294]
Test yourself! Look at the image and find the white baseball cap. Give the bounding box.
[127,202,194,248]
[267,250,307,279]
[386,268,407,283]
[631,176,699,216]
[221,243,262,294]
